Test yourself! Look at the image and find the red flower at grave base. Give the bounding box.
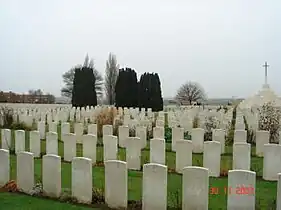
[3,180,18,192]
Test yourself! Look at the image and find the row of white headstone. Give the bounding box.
[5,106,155,126]
[2,127,281,181]
[4,117,277,154]
[0,149,280,209]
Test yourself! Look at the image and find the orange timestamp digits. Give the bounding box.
[210,185,255,195]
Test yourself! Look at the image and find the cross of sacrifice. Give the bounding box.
[263,61,269,85]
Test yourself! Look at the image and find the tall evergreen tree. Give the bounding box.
[71,66,97,108]
[115,69,124,107]
[153,73,163,111]
[115,68,138,108]
[137,72,163,111]
[138,73,145,108]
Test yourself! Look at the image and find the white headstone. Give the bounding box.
[212,129,225,153]
[255,130,269,157]
[88,124,97,136]
[126,137,141,170]
[74,123,83,144]
[82,134,97,164]
[105,160,127,208]
[118,126,129,148]
[1,129,11,150]
[150,138,165,165]
[153,127,164,139]
[63,133,76,162]
[46,132,58,155]
[72,157,92,203]
[263,144,281,180]
[142,163,167,210]
[234,130,247,143]
[203,141,221,177]
[103,125,113,137]
[172,127,184,152]
[38,121,46,139]
[0,149,9,187]
[191,128,205,153]
[49,122,57,133]
[29,131,40,157]
[103,135,118,162]
[182,166,209,210]
[233,143,251,170]
[15,130,25,154]
[227,170,255,210]
[43,154,61,197]
[176,140,192,173]
[17,152,34,194]
[136,126,147,149]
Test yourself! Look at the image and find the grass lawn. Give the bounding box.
[0,129,278,209]
[0,192,94,210]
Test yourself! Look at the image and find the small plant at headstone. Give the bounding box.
[244,116,255,144]
[129,126,136,137]
[258,102,281,143]
[59,188,77,203]
[95,107,117,137]
[113,117,123,136]
[29,175,43,196]
[30,183,43,196]
[220,158,231,177]
[204,116,219,141]
[168,189,182,209]
[1,180,18,192]
[184,131,191,140]
[91,187,105,204]
[128,200,142,209]
[164,125,172,143]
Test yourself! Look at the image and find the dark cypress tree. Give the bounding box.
[115,68,125,107]
[71,66,97,108]
[83,66,97,107]
[71,67,81,107]
[130,69,138,107]
[146,73,153,109]
[137,72,163,111]
[115,67,138,108]
[138,72,152,110]
[153,73,163,111]
[138,73,144,109]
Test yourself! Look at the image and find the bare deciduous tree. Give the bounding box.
[61,54,103,99]
[176,81,206,105]
[105,53,119,105]
[28,89,43,95]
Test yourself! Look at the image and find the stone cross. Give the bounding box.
[263,61,269,85]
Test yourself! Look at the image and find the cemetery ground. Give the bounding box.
[0,129,277,210]
[0,192,95,210]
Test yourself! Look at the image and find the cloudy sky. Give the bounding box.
[0,0,280,98]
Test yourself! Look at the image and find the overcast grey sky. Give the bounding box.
[0,0,280,98]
